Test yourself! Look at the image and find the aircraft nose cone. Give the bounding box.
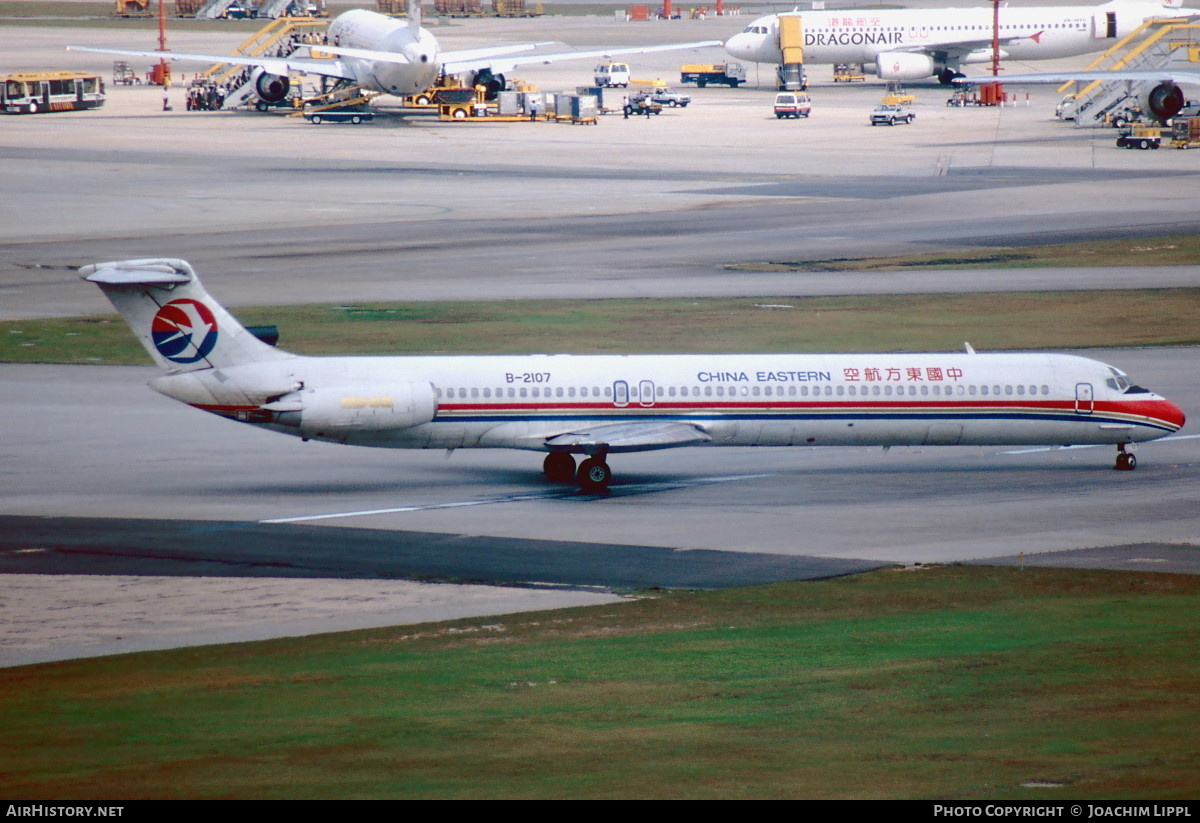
[1163,400,1187,430]
[725,34,751,59]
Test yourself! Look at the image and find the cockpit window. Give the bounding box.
[742,25,769,34]
[1107,368,1150,394]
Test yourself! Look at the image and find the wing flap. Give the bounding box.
[545,420,710,454]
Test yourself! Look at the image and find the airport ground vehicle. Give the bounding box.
[1115,124,1162,149]
[774,92,811,119]
[306,107,374,125]
[594,63,631,88]
[679,62,745,87]
[650,87,690,107]
[624,92,663,116]
[1,71,105,114]
[870,104,915,125]
[1169,116,1200,148]
[833,63,866,82]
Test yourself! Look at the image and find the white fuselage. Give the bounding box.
[325,9,440,95]
[152,349,1185,453]
[724,1,1192,78]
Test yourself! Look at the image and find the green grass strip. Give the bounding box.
[2,566,1198,799]
[5,289,1200,365]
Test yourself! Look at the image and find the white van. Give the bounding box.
[594,63,631,88]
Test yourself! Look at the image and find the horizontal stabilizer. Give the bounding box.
[80,259,192,287]
[546,420,710,454]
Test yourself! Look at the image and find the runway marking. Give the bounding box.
[1001,433,1200,455]
[258,473,774,525]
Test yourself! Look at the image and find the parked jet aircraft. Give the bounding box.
[69,4,719,107]
[80,258,1184,490]
[973,67,1200,121]
[724,0,1196,84]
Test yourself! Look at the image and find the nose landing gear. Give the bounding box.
[1115,443,1137,471]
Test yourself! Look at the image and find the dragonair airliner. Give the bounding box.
[82,258,1184,490]
[724,0,1196,84]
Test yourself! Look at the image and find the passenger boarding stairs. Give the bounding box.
[258,0,310,18]
[190,16,329,109]
[195,0,239,18]
[1057,16,1200,127]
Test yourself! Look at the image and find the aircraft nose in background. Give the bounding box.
[724,33,754,60]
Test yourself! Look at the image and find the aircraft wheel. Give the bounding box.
[577,457,612,491]
[543,452,576,483]
[1115,452,1137,471]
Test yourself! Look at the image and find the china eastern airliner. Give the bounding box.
[724,0,1196,84]
[81,258,1184,491]
[70,2,718,107]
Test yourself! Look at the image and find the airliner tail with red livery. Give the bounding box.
[81,258,1185,490]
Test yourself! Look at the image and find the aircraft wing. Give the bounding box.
[894,33,1038,60]
[544,420,711,454]
[440,40,722,76]
[67,46,356,81]
[309,41,554,67]
[984,69,1200,85]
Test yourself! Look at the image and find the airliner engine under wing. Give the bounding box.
[81,258,1185,490]
[68,6,720,107]
[724,0,1197,84]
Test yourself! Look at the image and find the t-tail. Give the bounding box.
[408,0,422,34]
[81,257,302,422]
[80,257,291,373]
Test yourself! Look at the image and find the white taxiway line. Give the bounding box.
[258,474,774,525]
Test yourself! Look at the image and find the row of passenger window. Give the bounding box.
[435,384,1054,400]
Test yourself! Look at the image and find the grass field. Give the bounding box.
[3,566,1198,799]
[4,289,1200,365]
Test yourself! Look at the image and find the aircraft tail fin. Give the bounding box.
[409,0,422,33]
[80,258,291,373]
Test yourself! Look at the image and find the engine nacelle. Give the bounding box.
[254,71,291,104]
[875,52,935,81]
[1142,81,1185,122]
[278,382,437,436]
[469,69,507,99]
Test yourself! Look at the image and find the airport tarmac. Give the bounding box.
[2,8,1199,665]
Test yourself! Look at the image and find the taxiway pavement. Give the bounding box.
[2,11,1198,665]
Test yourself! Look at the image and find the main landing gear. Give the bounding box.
[1114,443,1137,471]
[542,452,613,491]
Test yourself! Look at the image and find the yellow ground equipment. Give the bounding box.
[833,63,865,82]
[1169,117,1200,148]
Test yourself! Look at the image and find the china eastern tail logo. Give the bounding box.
[151,299,218,363]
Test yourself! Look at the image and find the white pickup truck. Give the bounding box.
[870,104,915,126]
